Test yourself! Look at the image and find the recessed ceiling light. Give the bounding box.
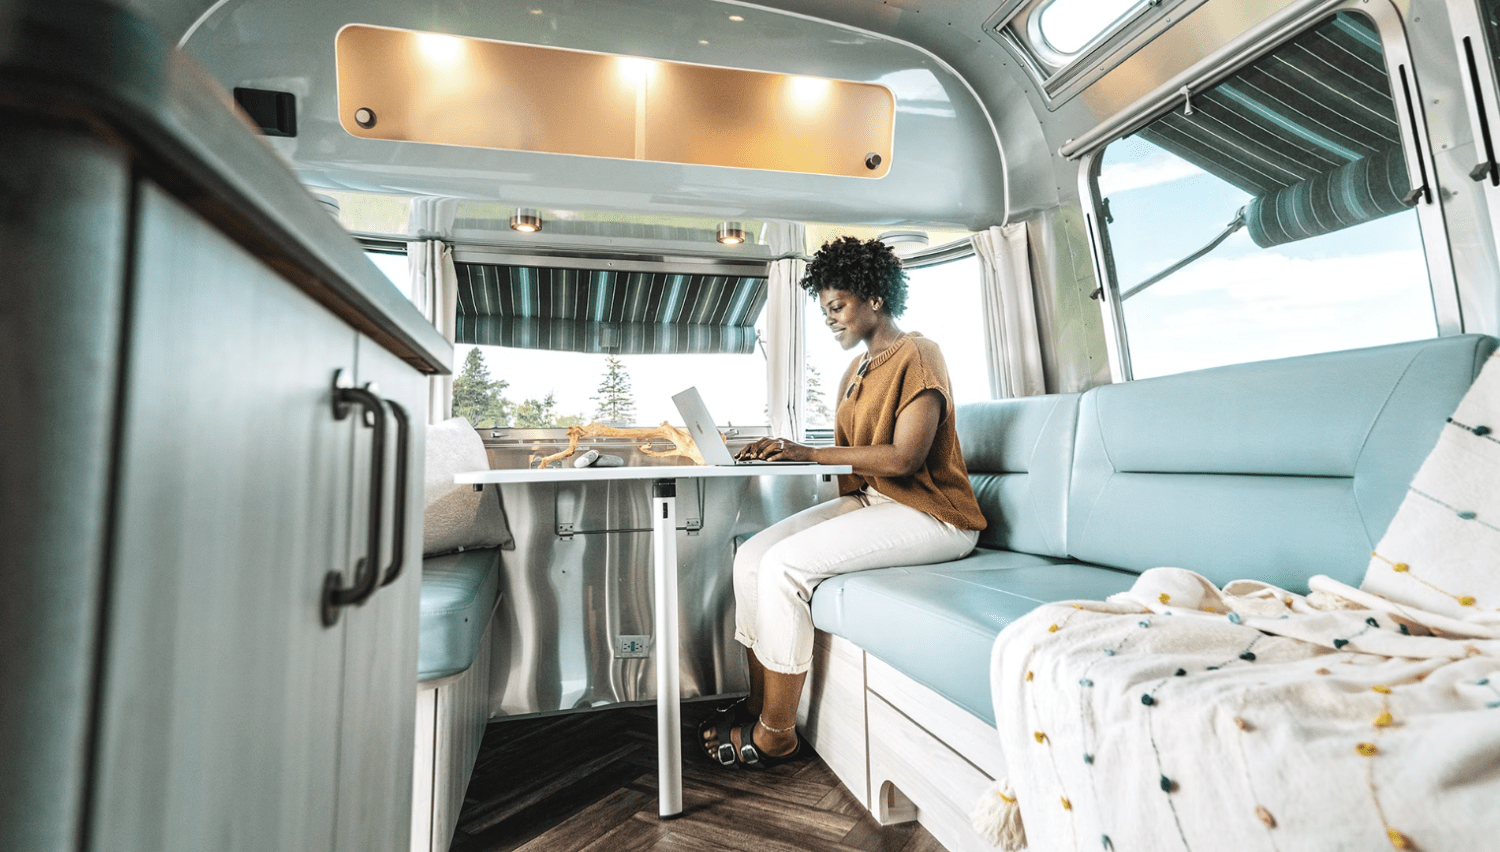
[699,39,709,45]
[729,15,744,22]
[529,8,543,14]
[877,230,929,256]
[716,222,749,245]
[510,208,543,233]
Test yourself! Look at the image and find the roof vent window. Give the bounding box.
[1036,0,1147,57]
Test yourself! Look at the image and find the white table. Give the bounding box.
[455,462,850,817]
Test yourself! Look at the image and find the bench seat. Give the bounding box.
[798,333,1498,852]
[813,553,1134,724]
[418,548,501,683]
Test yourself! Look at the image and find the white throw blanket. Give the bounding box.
[986,570,1500,851]
[981,351,1500,851]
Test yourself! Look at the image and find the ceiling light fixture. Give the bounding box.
[877,229,929,257]
[716,222,749,245]
[510,208,543,233]
[312,193,341,219]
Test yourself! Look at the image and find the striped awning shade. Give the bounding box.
[1135,12,1413,246]
[455,316,759,354]
[455,263,768,354]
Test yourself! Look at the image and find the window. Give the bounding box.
[1037,0,1146,56]
[804,253,988,432]
[453,316,767,430]
[450,263,769,429]
[364,250,409,296]
[1095,12,1437,380]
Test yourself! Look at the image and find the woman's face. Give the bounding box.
[818,288,882,351]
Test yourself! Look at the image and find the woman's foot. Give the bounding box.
[698,697,754,764]
[701,717,802,768]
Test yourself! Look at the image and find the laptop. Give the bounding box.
[671,387,819,466]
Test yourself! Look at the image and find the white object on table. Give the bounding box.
[454,462,851,817]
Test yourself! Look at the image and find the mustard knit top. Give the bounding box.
[833,333,987,531]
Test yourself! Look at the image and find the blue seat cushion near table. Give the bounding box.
[812,549,1137,725]
[419,548,502,683]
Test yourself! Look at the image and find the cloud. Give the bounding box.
[1098,154,1205,196]
[1124,249,1437,378]
[1145,250,1426,305]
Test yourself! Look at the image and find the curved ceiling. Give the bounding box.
[157,0,1019,231]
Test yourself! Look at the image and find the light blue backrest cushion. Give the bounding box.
[1067,335,1497,591]
[957,394,1080,558]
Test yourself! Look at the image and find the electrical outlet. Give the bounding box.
[615,634,651,658]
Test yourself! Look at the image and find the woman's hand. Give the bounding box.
[735,437,814,462]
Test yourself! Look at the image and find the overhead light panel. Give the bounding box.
[878,229,929,257]
[510,208,543,233]
[336,25,894,178]
[716,222,749,245]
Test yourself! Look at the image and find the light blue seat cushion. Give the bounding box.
[811,549,1136,724]
[957,394,1079,558]
[418,548,501,682]
[1068,335,1496,591]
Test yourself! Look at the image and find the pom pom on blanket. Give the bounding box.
[971,777,1027,850]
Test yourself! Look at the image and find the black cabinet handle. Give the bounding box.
[379,398,410,588]
[323,372,386,627]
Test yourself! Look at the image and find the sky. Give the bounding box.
[1099,136,1437,379]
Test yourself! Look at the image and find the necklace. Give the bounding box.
[844,332,907,401]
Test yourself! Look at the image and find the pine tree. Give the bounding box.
[805,363,834,427]
[591,356,636,424]
[451,348,511,427]
[512,392,558,428]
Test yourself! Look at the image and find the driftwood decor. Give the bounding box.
[532,422,706,468]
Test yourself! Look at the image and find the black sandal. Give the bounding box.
[701,715,741,767]
[697,696,753,766]
[730,720,807,771]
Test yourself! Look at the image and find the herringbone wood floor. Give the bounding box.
[448,702,949,852]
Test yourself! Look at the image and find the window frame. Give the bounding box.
[983,0,1209,108]
[1075,0,1459,382]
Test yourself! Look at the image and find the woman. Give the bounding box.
[701,236,987,769]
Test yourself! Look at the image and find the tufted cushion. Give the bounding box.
[423,416,512,556]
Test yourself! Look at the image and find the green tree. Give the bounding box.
[805,363,834,427]
[591,355,636,424]
[512,392,560,428]
[451,348,511,427]
[511,392,589,428]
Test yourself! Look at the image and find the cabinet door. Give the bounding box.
[333,336,426,852]
[92,181,355,851]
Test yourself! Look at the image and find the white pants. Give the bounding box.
[733,488,979,675]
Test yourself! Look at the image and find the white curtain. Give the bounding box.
[762,221,806,440]
[408,197,460,423]
[972,223,1046,399]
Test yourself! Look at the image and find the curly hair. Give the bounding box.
[799,235,908,318]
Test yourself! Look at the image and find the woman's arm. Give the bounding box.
[740,389,943,478]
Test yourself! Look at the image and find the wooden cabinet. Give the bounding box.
[0,7,449,849]
[83,182,427,851]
